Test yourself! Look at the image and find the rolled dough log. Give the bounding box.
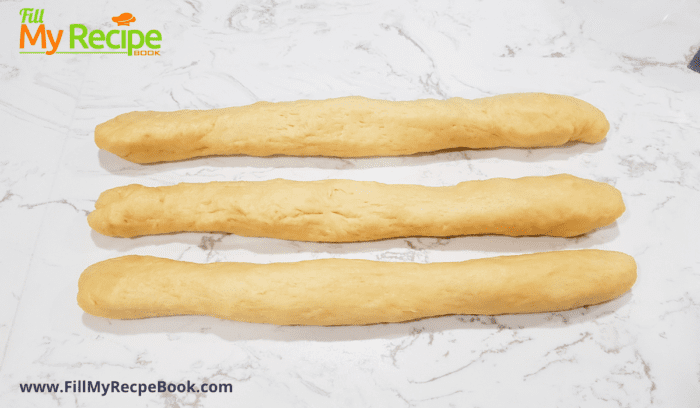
[95,93,609,163]
[87,174,625,241]
[77,250,637,325]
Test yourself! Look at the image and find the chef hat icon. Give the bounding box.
[112,13,136,26]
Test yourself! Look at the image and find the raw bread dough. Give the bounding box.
[87,174,625,241]
[95,93,610,163]
[77,250,637,325]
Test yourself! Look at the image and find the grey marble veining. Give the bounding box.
[1,0,699,406]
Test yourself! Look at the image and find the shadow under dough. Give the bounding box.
[89,222,621,256]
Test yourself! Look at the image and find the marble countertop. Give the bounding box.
[1,0,699,406]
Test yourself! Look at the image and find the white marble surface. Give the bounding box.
[1,0,700,406]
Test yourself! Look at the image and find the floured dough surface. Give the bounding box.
[77,250,637,325]
[95,93,610,163]
[87,174,625,241]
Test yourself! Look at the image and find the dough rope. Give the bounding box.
[77,250,637,326]
[95,93,610,163]
[87,174,625,241]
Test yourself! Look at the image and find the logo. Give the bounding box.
[112,13,136,26]
[19,8,162,56]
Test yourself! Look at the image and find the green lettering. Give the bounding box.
[32,9,44,24]
[19,8,33,24]
[121,30,126,49]
[106,30,120,49]
[70,24,88,48]
[127,30,144,56]
[88,29,105,49]
[145,30,161,49]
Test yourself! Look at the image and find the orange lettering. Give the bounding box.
[46,29,63,55]
[20,24,46,48]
